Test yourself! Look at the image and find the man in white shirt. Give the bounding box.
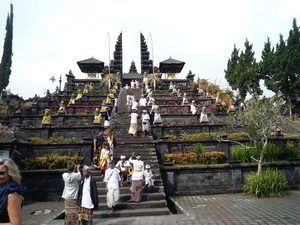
[77,166,98,224]
[104,161,122,214]
[131,98,139,112]
[139,95,147,112]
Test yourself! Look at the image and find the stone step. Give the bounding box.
[97,192,166,203]
[94,207,171,218]
[97,199,168,211]
[95,181,164,190]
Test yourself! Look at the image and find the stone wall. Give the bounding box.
[161,161,300,196]
[21,161,300,201]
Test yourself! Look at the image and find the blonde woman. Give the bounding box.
[0,158,26,225]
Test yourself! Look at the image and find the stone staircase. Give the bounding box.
[91,87,171,218]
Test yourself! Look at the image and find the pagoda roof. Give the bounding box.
[77,57,105,73]
[159,57,185,73]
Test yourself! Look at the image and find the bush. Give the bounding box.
[285,141,300,158]
[231,143,259,163]
[231,142,282,163]
[179,132,218,141]
[164,150,225,165]
[21,155,84,170]
[227,132,249,139]
[243,168,289,198]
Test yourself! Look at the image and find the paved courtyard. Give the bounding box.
[22,191,300,225]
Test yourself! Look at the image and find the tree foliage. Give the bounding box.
[225,39,262,102]
[224,97,286,174]
[0,3,13,94]
[226,18,300,105]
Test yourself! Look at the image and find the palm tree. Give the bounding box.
[147,73,161,90]
[101,73,117,90]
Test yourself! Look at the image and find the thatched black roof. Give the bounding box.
[159,57,185,73]
[77,57,105,73]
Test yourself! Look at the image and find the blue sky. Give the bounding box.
[0,0,300,99]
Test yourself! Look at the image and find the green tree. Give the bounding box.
[260,18,300,104]
[259,37,277,93]
[0,3,13,96]
[224,39,262,102]
[224,97,286,174]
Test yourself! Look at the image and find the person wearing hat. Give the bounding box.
[128,152,144,202]
[128,108,139,137]
[77,165,98,225]
[62,162,81,225]
[115,155,131,182]
[104,161,122,214]
[141,109,150,137]
[144,164,154,188]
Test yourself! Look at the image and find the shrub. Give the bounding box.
[231,142,282,163]
[243,168,289,198]
[227,132,249,139]
[285,141,300,158]
[164,150,225,165]
[231,143,259,163]
[179,132,218,141]
[262,142,281,162]
[21,155,84,170]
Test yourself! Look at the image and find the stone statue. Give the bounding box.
[150,101,159,114]
[58,101,66,114]
[41,109,52,126]
[100,100,107,112]
[200,106,209,123]
[169,81,174,90]
[190,100,197,115]
[153,108,162,124]
[105,95,111,104]
[83,84,89,94]
[177,89,182,97]
[14,101,23,114]
[45,89,51,99]
[68,94,76,106]
[93,108,101,124]
[32,94,39,106]
[181,93,189,105]
[75,89,82,101]
[172,85,177,94]
[89,82,94,90]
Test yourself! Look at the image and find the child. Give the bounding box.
[144,164,154,188]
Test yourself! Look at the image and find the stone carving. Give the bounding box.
[169,81,174,90]
[181,93,189,105]
[89,82,94,90]
[68,94,76,106]
[14,101,23,115]
[83,84,89,94]
[93,108,101,124]
[41,109,51,125]
[190,100,197,115]
[75,89,82,101]
[58,101,66,114]
[32,94,39,106]
[153,108,162,124]
[177,89,182,97]
[199,106,209,123]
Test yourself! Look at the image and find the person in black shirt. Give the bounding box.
[93,129,105,164]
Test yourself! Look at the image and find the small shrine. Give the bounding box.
[77,57,104,79]
[159,57,185,79]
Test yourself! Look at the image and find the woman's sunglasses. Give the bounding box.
[0,171,7,175]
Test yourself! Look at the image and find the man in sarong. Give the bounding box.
[104,161,122,214]
[77,166,98,225]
